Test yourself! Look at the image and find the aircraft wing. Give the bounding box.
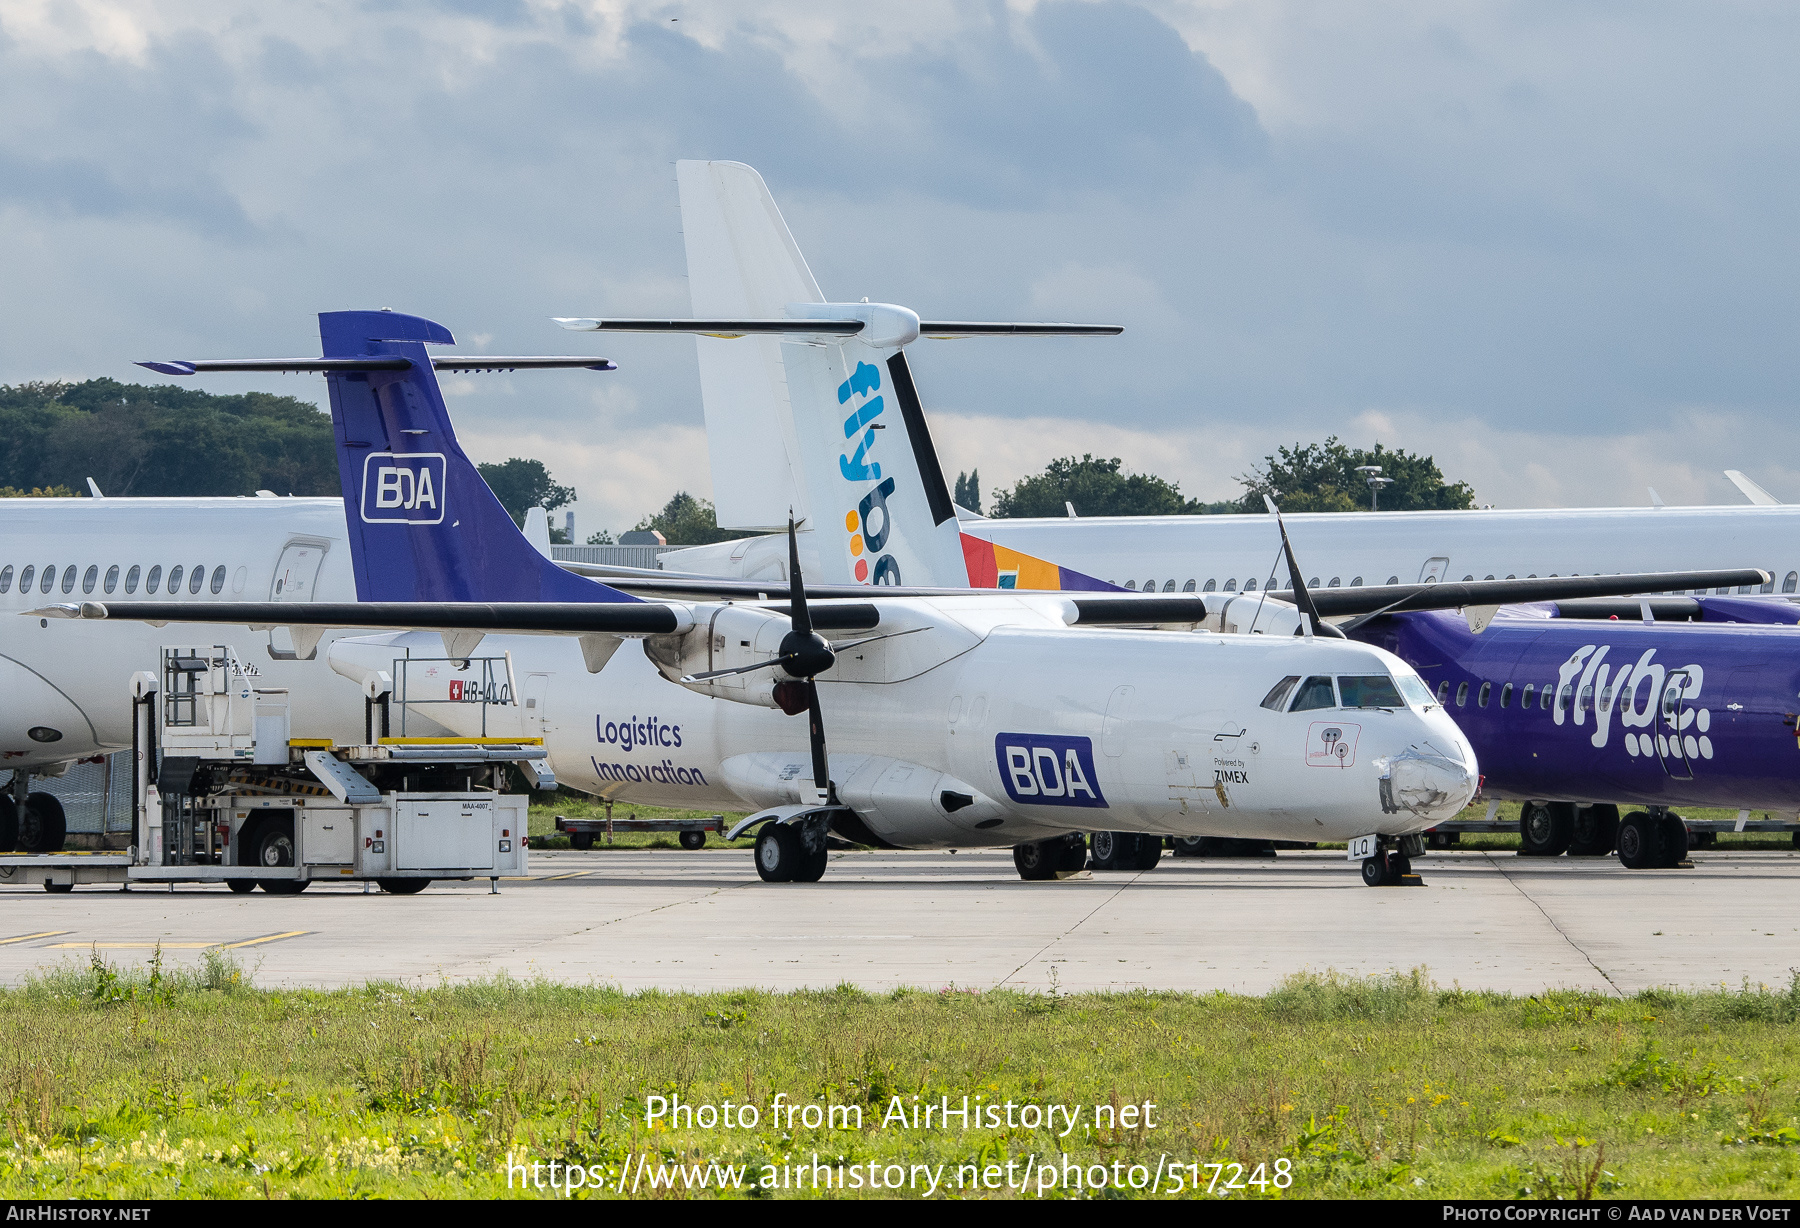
[27,599,882,634]
[1065,569,1773,625]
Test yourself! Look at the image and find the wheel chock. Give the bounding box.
[1395,874,1426,887]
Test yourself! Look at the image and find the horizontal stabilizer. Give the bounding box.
[553,317,1120,340]
[139,356,615,376]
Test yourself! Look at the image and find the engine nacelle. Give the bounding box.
[643,604,793,709]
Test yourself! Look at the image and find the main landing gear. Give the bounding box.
[1358,834,1425,887]
[754,819,829,884]
[1012,833,1090,881]
[1617,809,1691,870]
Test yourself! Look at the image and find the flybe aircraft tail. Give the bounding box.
[144,310,630,605]
[559,159,1121,592]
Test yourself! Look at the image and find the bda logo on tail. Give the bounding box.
[361,452,447,525]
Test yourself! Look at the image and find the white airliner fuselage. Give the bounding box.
[664,503,1800,598]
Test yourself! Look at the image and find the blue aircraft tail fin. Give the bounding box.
[316,310,631,604]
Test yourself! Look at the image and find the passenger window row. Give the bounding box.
[1108,571,1798,596]
[1434,674,1694,716]
[0,563,237,597]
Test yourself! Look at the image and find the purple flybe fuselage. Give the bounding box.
[1357,601,1800,811]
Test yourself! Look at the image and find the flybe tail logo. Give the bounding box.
[360,453,446,525]
[995,733,1109,808]
[837,360,902,585]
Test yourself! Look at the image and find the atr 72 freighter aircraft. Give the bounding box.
[39,310,1760,889]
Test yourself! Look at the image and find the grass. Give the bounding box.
[2,956,1798,1199]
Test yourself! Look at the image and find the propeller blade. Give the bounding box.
[680,659,786,683]
[786,516,812,638]
[1262,495,1336,638]
[805,678,832,804]
[826,625,931,654]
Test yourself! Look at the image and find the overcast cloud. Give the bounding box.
[1,0,1796,532]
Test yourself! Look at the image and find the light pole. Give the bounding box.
[1355,465,1395,511]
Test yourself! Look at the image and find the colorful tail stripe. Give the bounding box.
[960,534,1119,592]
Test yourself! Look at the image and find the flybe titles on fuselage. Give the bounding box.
[589,713,709,789]
[360,452,446,526]
[837,361,902,586]
[1549,645,1714,760]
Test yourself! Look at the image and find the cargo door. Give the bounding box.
[522,674,550,743]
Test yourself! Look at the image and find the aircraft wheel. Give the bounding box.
[1519,801,1573,857]
[1012,841,1058,881]
[1056,834,1089,872]
[791,841,828,883]
[224,879,258,894]
[1132,836,1164,871]
[679,830,706,851]
[1360,856,1386,887]
[1171,835,1205,858]
[43,881,73,894]
[570,832,594,851]
[1568,804,1619,856]
[1659,814,1691,866]
[377,878,430,895]
[754,825,797,883]
[18,793,66,854]
[0,796,17,852]
[1388,853,1412,881]
[1090,830,1125,870]
[1617,813,1657,868]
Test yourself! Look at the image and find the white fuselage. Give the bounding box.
[665,503,1800,596]
[330,596,1477,848]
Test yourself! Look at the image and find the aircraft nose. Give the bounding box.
[1376,748,1479,822]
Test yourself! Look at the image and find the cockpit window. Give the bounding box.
[1260,676,1300,711]
[1290,676,1337,712]
[1393,674,1436,710]
[1339,675,1406,708]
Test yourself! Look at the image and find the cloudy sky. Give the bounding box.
[3,0,1796,533]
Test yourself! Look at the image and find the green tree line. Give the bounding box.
[0,379,338,496]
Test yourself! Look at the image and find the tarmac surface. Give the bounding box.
[0,847,1794,996]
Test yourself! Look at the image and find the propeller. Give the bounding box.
[1262,495,1345,639]
[680,519,837,805]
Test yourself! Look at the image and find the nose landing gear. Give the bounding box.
[1357,834,1425,887]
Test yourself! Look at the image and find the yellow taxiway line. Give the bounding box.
[49,931,309,951]
[0,931,72,946]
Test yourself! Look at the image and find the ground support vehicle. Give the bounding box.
[0,647,543,894]
[554,805,727,850]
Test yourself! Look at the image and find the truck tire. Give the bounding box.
[377,878,430,895]
[0,796,16,853]
[1617,813,1659,868]
[1012,840,1059,880]
[679,830,706,850]
[754,825,798,882]
[43,881,73,894]
[18,793,66,854]
[260,879,308,895]
[1519,801,1573,857]
[1568,804,1619,856]
[225,880,258,894]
